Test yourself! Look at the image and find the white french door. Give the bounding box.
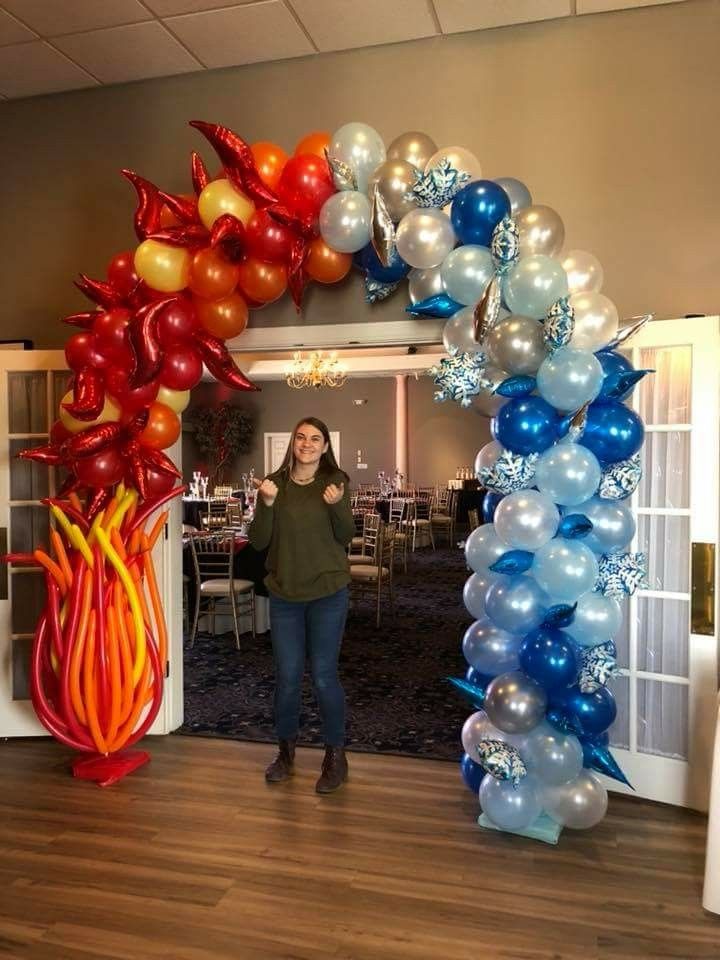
[0,350,182,739]
[607,316,720,810]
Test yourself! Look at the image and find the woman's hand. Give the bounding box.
[253,477,278,507]
[322,482,345,505]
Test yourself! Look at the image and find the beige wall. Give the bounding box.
[0,0,718,349]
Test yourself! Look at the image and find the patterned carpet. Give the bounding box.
[179,545,471,760]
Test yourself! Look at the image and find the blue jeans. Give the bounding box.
[268,587,349,746]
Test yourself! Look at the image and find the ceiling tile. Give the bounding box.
[144,0,259,15]
[576,0,687,13]
[0,0,152,37]
[0,40,97,97]
[290,0,437,52]
[53,21,202,83]
[166,1,314,68]
[0,8,38,45]
[434,0,572,33]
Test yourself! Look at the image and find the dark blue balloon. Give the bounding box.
[551,685,617,736]
[482,491,504,523]
[461,752,485,793]
[355,243,410,283]
[493,397,559,455]
[465,666,493,688]
[557,514,593,539]
[451,180,511,247]
[581,400,645,464]
[490,549,535,575]
[405,293,463,318]
[541,603,577,629]
[518,628,580,692]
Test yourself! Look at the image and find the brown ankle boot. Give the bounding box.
[315,746,348,795]
[265,739,296,783]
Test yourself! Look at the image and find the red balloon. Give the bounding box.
[156,299,198,345]
[277,154,334,221]
[74,446,125,488]
[159,346,203,391]
[107,251,140,298]
[65,332,107,371]
[50,420,71,446]
[93,308,131,361]
[142,465,177,498]
[245,210,294,263]
[106,367,159,414]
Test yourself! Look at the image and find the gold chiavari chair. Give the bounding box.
[188,533,255,649]
[432,488,459,547]
[468,508,480,531]
[212,485,233,498]
[349,520,396,628]
[388,497,412,573]
[348,511,380,565]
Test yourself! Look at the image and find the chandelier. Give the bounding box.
[285,350,347,389]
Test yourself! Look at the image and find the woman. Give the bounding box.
[249,417,355,794]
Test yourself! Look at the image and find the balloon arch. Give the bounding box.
[6,120,649,834]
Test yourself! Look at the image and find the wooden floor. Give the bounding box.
[0,736,718,960]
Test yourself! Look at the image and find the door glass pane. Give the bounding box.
[637,679,688,760]
[8,372,47,434]
[52,370,72,414]
[636,596,689,677]
[11,571,46,634]
[9,439,49,501]
[636,346,691,425]
[614,599,630,669]
[636,515,690,593]
[608,674,629,751]
[12,637,32,700]
[10,506,49,554]
[637,431,689,509]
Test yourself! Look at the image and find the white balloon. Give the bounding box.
[561,250,604,295]
[425,145,482,182]
[569,292,619,352]
[396,208,455,269]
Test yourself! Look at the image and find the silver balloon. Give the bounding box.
[440,245,494,307]
[569,292,619,352]
[367,160,418,222]
[480,774,542,831]
[520,721,584,787]
[463,571,500,620]
[396,208,455,270]
[386,131,438,172]
[461,709,505,757]
[474,439,503,476]
[324,148,357,192]
[484,671,548,735]
[471,388,505,418]
[485,315,546,376]
[329,122,386,193]
[463,617,522,676]
[443,306,480,356]
[318,191,371,253]
[494,490,559,551]
[494,177,532,215]
[515,204,565,258]
[425,145,482,182]
[562,250,604,295]
[465,523,507,574]
[540,770,608,829]
[408,265,444,304]
[473,276,502,346]
[370,185,395,266]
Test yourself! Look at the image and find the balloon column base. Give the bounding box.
[478,812,562,845]
[71,750,151,787]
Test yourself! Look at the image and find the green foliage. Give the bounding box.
[190,402,253,483]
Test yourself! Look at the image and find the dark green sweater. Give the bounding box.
[248,470,355,601]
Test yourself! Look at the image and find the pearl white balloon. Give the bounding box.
[534,443,602,506]
[396,208,455,269]
[515,204,565,258]
[425,145,482,182]
[465,523,507,574]
[569,292,619,352]
[408,265,444,304]
[562,249,604,295]
[533,541,599,604]
[564,592,622,648]
[474,439,503,476]
[463,571,500,619]
[494,490,560,551]
[540,770,608,830]
[480,775,542,831]
[319,191,371,253]
[441,245,494,306]
[461,709,506,757]
[494,177,532,215]
[521,721,584,787]
[329,122,386,193]
[442,306,480,356]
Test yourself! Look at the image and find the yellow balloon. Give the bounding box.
[198,180,255,230]
[134,240,191,293]
[58,391,121,434]
[157,385,190,414]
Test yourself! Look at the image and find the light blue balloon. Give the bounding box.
[536,347,604,413]
[534,443,601,507]
[494,489,559,550]
[485,575,549,635]
[462,616,522,676]
[329,122,386,193]
[494,177,532,216]
[571,496,636,554]
[465,524,507,574]
[564,592,622,647]
[463,571,501,619]
[520,721,584,787]
[440,245,494,306]
[503,255,569,320]
[319,191,372,253]
[533,541,599,603]
[480,773,542,830]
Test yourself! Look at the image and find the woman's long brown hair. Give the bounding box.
[275,417,349,482]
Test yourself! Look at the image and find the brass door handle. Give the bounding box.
[692,542,715,635]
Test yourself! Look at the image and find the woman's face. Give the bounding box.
[293,423,328,468]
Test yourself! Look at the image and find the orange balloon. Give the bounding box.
[295,131,330,158]
[159,193,196,228]
[194,292,249,340]
[304,237,352,284]
[251,141,289,191]
[138,402,181,451]
[188,247,240,300]
[237,258,287,304]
